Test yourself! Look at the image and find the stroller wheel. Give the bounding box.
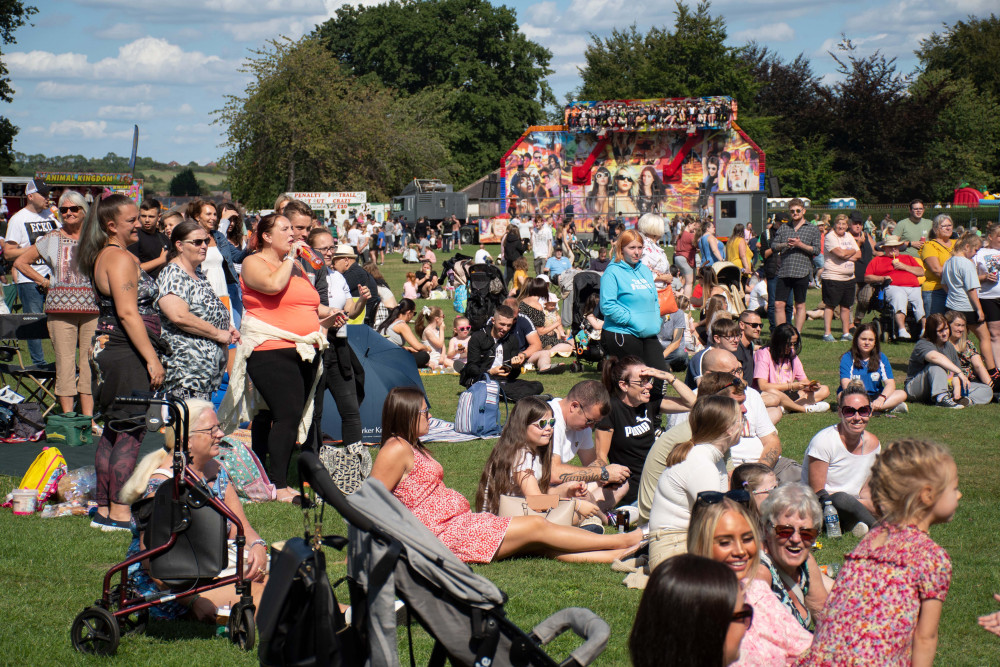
[228,603,256,651]
[71,606,120,656]
[109,584,148,636]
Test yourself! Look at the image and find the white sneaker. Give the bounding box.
[852,522,869,538]
[805,402,831,413]
[896,329,911,340]
[890,402,909,415]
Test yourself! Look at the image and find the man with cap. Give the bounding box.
[757,212,791,329]
[864,235,925,339]
[4,179,58,365]
[336,242,380,326]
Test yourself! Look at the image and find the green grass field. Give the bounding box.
[1,245,999,665]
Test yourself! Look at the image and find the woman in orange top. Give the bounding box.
[241,213,344,503]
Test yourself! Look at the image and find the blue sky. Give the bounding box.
[5,0,992,166]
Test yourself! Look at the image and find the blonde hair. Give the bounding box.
[665,395,741,467]
[869,438,954,525]
[687,499,761,581]
[954,231,982,255]
[119,398,216,504]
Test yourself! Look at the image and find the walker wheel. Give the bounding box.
[228,603,256,650]
[109,584,149,636]
[71,606,121,656]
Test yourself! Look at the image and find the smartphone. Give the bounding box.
[500,364,513,374]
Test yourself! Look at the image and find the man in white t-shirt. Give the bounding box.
[521,381,630,515]
[530,217,553,276]
[474,243,492,265]
[4,178,58,365]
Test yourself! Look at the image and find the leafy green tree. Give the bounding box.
[917,15,1000,103]
[169,168,201,196]
[216,37,455,209]
[577,2,758,105]
[314,0,554,184]
[0,2,37,175]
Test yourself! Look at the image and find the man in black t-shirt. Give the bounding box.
[461,305,543,401]
[342,258,380,326]
[128,198,169,278]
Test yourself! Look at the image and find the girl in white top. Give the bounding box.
[638,213,671,284]
[647,395,743,569]
[414,305,448,369]
[802,380,880,532]
[446,316,472,366]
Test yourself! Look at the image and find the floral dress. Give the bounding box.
[794,523,951,666]
[954,338,980,383]
[519,302,558,348]
[393,447,510,563]
[157,263,231,399]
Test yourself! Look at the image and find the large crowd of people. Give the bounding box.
[8,181,1000,663]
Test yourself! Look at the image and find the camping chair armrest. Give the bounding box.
[530,607,609,667]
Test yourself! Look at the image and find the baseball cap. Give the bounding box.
[849,210,864,223]
[25,179,52,197]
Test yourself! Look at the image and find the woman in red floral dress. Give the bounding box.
[371,387,641,563]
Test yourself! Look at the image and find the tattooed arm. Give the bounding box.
[758,432,781,469]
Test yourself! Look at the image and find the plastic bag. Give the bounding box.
[56,466,96,504]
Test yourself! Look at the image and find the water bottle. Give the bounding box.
[823,500,842,538]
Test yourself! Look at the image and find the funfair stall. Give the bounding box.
[482,96,766,242]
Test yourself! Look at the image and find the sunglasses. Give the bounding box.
[59,205,82,214]
[532,418,556,429]
[695,489,751,507]
[626,378,654,387]
[616,175,633,181]
[840,405,873,418]
[182,238,210,247]
[719,374,747,393]
[743,321,762,329]
[771,524,819,543]
[456,326,471,332]
[731,604,754,628]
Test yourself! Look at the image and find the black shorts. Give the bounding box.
[775,276,810,305]
[982,299,1000,323]
[822,280,856,309]
[958,309,983,326]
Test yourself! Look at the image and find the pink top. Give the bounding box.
[753,348,807,389]
[403,281,419,300]
[734,579,812,667]
[447,337,470,363]
[795,523,951,666]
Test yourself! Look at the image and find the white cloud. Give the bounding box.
[98,103,154,119]
[520,24,552,40]
[28,119,133,140]
[94,22,142,40]
[33,81,166,103]
[524,1,561,25]
[178,103,195,114]
[74,0,325,16]
[9,38,240,83]
[732,22,795,43]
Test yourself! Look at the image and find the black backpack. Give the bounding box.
[257,535,362,667]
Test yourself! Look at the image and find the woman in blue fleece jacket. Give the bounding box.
[600,229,668,376]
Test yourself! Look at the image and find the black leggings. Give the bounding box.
[246,347,320,489]
[822,491,877,530]
[94,424,145,507]
[601,331,668,397]
[314,336,366,445]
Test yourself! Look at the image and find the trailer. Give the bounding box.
[392,179,468,223]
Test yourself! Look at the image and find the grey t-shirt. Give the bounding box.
[942,256,980,312]
[906,339,959,377]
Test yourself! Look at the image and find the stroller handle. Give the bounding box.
[531,607,610,667]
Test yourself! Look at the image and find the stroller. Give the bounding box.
[279,451,611,667]
[71,394,257,656]
[465,262,507,331]
[855,278,919,342]
[712,261,746,315]
[570,271,604,368]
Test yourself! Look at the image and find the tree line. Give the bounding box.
[213,0,999,209]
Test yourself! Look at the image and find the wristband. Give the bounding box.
[249,539,266,550]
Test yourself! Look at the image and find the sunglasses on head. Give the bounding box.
[731,604,754,628]
[771,524,818,542]
[532,418,556,429]
[719,374,747,393]
[695,489,751,507]
[183,238,210,247]
[840,405,872,418]
[59,205,82,214]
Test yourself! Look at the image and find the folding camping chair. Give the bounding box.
[0,313,58,416]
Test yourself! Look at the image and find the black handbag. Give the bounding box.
[146,477,228,587]
[257,536,360,667]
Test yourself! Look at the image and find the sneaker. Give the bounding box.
[804,402,831,413]
[936,394,964,409]
[896,329,911,340]
[821,334,836,342]
[851,522,869,538]
[90,513,108,530]
[889,402,909,415]
[840,332,853,341]
[957,396,972,407]
[102,517,133,533]
[578,515,605,534]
